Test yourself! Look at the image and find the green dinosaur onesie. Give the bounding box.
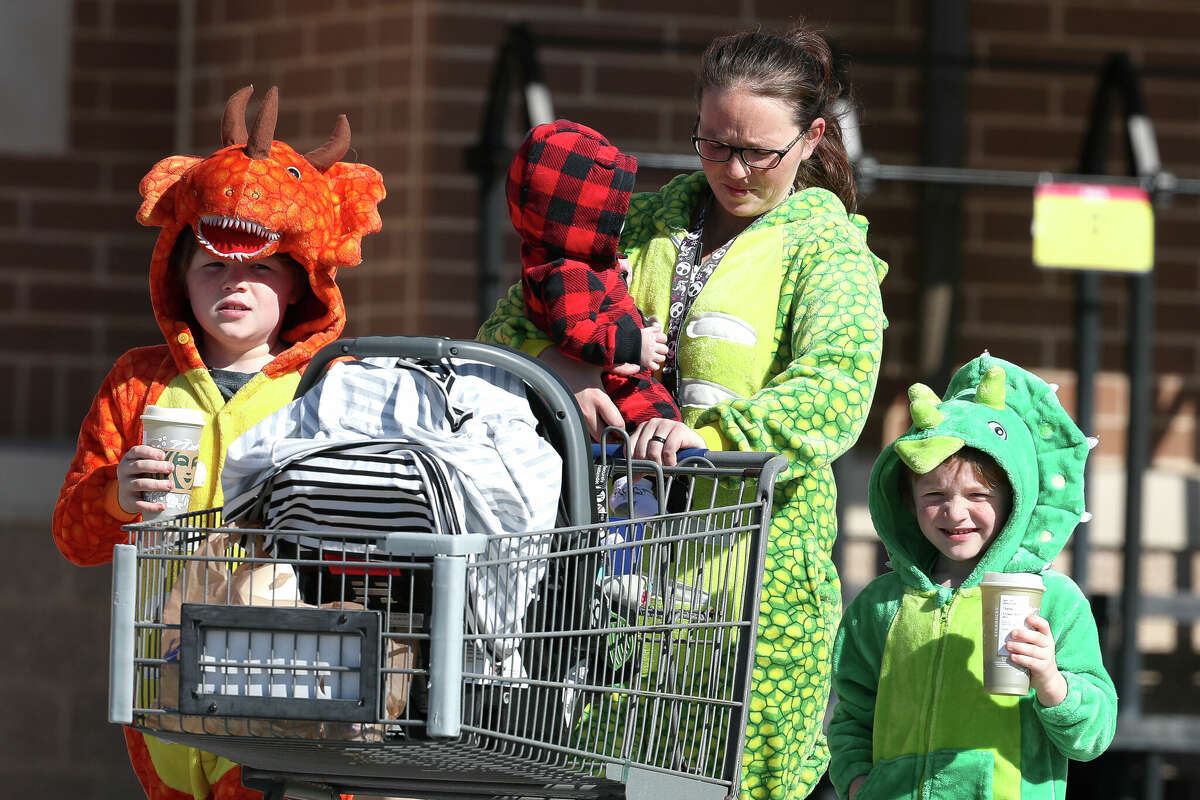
[829,353,1118,799]
[479,171,888,799]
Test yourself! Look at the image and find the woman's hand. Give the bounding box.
[629,418,705,466]
[1007,614,1068,707]
[538,346,625,441]
[116,444,174,515]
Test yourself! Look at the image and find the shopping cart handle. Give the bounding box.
[592,442,707,461]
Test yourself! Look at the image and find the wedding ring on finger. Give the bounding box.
[650,435,668,444]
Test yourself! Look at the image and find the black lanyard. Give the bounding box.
[661,200,740,397]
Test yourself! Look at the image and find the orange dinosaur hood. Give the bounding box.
[136,85,386,377]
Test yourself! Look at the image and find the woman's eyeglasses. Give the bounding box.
[691,121,808,170]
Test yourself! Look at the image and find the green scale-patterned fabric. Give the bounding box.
[479,171,888,799]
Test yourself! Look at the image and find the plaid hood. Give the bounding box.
[506,119,636,265]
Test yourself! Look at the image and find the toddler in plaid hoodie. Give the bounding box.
[507,119,681,428]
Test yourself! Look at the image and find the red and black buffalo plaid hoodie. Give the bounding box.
[507,119,680,426]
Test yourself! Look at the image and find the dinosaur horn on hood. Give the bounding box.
[305,114,351,173]
[908,383,944,430]
[220,85,253,147]
[245,86,279,160]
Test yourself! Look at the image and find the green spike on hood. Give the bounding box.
[868,353,1092,599]
[894,435,964,476]
[908,383,944,429]
[976,365,1007,409]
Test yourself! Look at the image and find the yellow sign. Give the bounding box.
[1032,182,1154,273]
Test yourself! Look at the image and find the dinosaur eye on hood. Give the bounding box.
[988,421,1008,439]
[286,166,302,179]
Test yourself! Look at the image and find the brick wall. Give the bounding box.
[2,0,1196,460]
[4,0,1199,795]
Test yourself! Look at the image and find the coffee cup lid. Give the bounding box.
[141,405,206,428]
[981,571,1045,590]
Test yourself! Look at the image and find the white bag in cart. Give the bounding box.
[221,357,563,679]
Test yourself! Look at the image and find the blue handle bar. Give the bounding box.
[592,443,708,461]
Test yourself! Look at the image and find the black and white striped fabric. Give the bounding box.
[234,439,464,548]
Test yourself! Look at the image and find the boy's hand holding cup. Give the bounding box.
[980,572,1061,700]
[120,406,206,521]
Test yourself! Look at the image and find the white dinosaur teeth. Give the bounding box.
[1048,383,1059,393]
[1080,511,1093,523]
[1086,436,1099,450]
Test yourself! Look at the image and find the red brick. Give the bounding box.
[106,319,165,355]
[26,280,149,316]
[593,63,695,101]
[857,120,919,159]
[282,65,338,98]
[108,79,178,114]
[1153,259,1199,293]
[0,238,94,270]
[1141,83,1200,124]
[773,1,906,26]
[222,1,286,24]
[70,118,174,153]
[30,198,133,233]
[25,366,56,439]
[71,78,104,113]
[314,20,373,55]
[252,24,312,62]
[1064,7,1200,42]
[104,238,160,277]
[0,197,19,227]
[0,321,96,354]
[112,0,179,31]
[1155,215,1200,250]
[0,365,18,437]
[74,0,102,29]
[278,0,344,17]
[972,1,1052,34]
[0,156,104,191]
[970,78,1051,117]
[420,309,477,340]
[74,39,176,71]
[194,31,247,67]
[978,123,1083,162]
[525,17,673,50]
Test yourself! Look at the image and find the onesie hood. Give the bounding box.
[136,85,386,377]
[506,118,636,266]
[868,353,1093,598]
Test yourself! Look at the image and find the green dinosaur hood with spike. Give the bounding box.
[868,353,1092,599]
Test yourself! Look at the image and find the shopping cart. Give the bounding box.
[108,337,785,800]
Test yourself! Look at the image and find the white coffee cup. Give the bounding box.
[140,406,206,521]
[980,571,1046,695]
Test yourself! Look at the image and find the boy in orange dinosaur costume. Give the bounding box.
[52,86,384,800]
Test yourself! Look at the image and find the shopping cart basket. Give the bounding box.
[108,337,785,800]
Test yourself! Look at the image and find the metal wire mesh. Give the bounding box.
[116,454,775,798]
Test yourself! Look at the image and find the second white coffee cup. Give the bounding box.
[980,571,1046,695]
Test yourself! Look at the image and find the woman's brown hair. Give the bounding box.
[696,23,857,212]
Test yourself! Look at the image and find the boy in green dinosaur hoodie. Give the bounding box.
[829,353,1117,800]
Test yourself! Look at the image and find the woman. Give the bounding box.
[479,24,887,799]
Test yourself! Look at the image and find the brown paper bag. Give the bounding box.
[150,548,418,738]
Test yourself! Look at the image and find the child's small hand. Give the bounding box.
[848,775,867,799]
[616,254,632,284]
[1006,614,1068,706]
[116,444,174,516]
[640,322,667,372]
